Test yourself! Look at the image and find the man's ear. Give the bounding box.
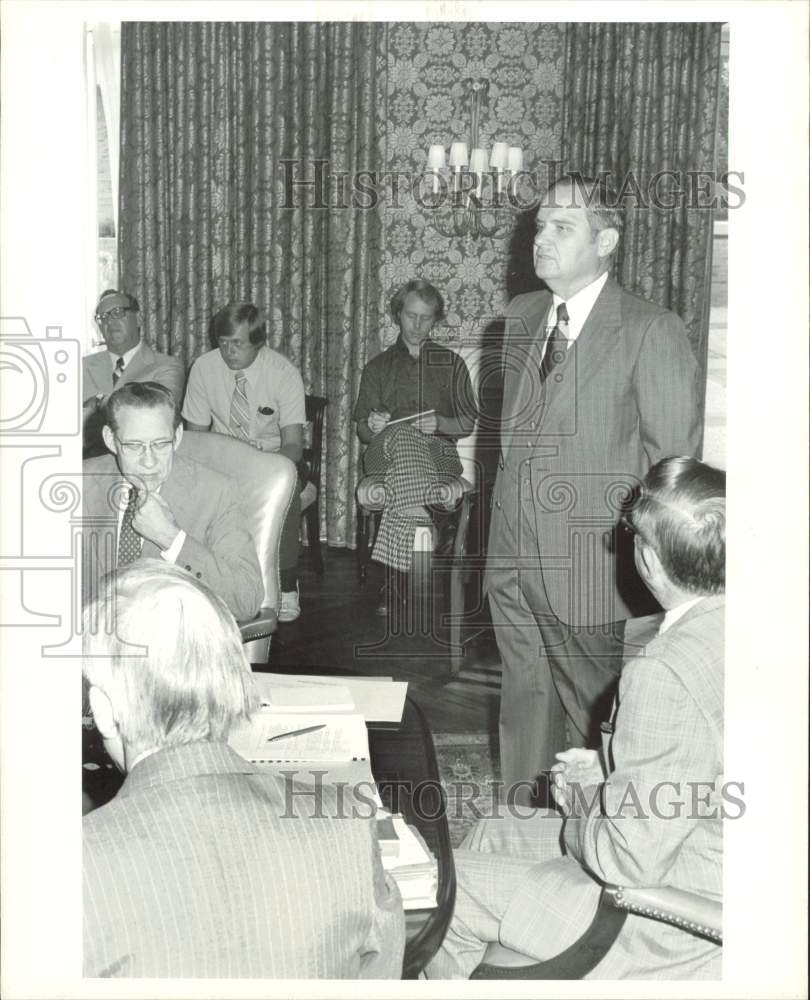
[88,685,118,742]
[636,538,663,582]
[596,227,619,259]
[101,424,116,455]
[173,423,184,449]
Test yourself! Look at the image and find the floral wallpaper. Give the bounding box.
[376,22,565,348]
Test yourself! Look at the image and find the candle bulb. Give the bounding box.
[490,142,508,195]
[469,147,489,198]
[507,146,523,173]
[427,145,447,196]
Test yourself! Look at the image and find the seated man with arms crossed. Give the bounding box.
[83,289,185,456]
[426,456,725,980]
[83,561,405,978]
[82,381,263,621]
[182,302,307,622]
[353,278,477,613]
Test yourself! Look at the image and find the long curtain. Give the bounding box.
[119,22,384,548]
[561,22,722,443]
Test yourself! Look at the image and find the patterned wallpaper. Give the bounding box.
[376,22,565,349]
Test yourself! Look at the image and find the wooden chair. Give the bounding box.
[301,394,327,575]
[470,883,722,979]
[176,431,298,662]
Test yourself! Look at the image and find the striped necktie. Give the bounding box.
[229,371,251,440]
[117,486,143,567]
[112,356,125,385]
[540,302,570,382]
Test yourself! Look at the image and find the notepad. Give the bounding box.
[228,711,369,764]
[253,674,408,725]
[259,684,355,713]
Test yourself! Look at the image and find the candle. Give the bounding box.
[469,147,489,197]
[490,142,508,195]
[427,145,446,196]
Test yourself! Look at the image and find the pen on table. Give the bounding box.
[266,724,327,743]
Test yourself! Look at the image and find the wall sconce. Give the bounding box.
[424,79,523,239]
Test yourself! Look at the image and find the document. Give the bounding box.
[253,673,408,724]
[228,711,369,763]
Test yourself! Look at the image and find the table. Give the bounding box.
[82,692,456,979]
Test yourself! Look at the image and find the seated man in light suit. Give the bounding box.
[83,289,185,456]
[83,561,405,978]
[426,457,725,980]
[82,380,263,620]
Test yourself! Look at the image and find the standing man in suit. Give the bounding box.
[82,381,262,620]
[427,457,725,980]
[487,174,701,803]
[83,289,186,455]
[83,560,405,978]
[182,302,307,622]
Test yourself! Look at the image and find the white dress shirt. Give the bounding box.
[540,271,609,361]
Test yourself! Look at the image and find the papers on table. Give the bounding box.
[228,711,369,763]
[252,672,408,724]
[381,816,438,910]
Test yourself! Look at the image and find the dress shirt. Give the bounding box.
[109,341,143,377]
[659,595,704,634]
[540,271,609,362]
[183,345,305,453]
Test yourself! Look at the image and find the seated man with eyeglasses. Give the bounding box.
[83,289,185,457]
[82,381,263,620]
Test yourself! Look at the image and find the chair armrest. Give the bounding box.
[238,608,278,644]
[603,885,722,944]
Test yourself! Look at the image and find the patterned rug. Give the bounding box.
[433,733,500,847]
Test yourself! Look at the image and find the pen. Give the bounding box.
[266,724,327,743]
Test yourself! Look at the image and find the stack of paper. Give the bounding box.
[381,816,438,910]
[252,673,408,725]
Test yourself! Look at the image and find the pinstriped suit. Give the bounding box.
[486,278,701,785]
[83,341,186,403]
[84,741,405,978]
[426,596,724,980]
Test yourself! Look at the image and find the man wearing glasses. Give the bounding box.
[82,289,185,455]
[81,381,262,620]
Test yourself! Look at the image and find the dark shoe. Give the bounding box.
[375,579,407,616]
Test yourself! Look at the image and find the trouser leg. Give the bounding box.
[488,568,567,805]
[279,488,301,590]
[540,619,626,748]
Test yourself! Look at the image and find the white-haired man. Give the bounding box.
[427,456,725,980]
[83,561,405,978]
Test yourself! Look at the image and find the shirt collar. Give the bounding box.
[110,341,142,369]
[659,595,704,634]
[549,271,609,343]
[220,345,266,387]
[394,335,434,358]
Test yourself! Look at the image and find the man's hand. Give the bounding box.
[412,412,438,435]
[132,492,181,551]
[368,410,391,435]
[550,747,604,816]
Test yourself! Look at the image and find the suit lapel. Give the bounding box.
[121,342,154,385]
[504,291,551,457]
[85,351,113,395]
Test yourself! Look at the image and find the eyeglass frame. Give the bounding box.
[113,435,175,458]
[95,305,136,325]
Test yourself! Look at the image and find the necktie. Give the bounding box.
[540,302,569,382]
[117,486,143,567]
[229,371,251,441]
[112,356,125,385]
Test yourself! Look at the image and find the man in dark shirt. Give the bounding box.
[354,279,476,583]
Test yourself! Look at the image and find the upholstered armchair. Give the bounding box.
[176,430,298,662]
[471,883,722,979]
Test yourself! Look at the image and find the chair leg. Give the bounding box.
[357,508,373,588]
[447,494,473,677]
[305,504,323,575]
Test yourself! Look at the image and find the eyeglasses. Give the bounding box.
[95,306,134,324]
[115,437,174,457]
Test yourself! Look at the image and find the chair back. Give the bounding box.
[303,395,327,492]
[176,431,297,612]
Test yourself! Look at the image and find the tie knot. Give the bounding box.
[115,357,125,371]
[126,485,139,509]
[234,371,247,386]
[556,302,569,326]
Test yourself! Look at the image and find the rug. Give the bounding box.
[433,733,501,847]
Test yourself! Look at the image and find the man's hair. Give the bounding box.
[546,172,625,243]
[82,561,257,754]
[629,456,725,595]
[390,279,446,324]
[96,288,140,313]
[103,381,181,433]
[211,302,267,347]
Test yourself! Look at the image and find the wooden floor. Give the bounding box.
[264,548,502,735]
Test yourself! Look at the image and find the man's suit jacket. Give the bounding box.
[83,340,186,404]
[501,596,725,978]
[83,741,406,978]
[487,279,701,626]
[82,453,263,620]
